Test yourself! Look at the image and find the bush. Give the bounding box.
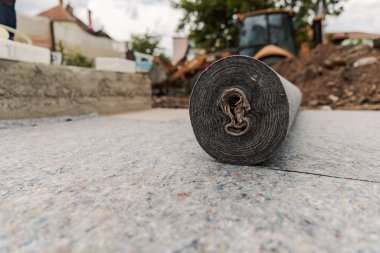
[57,41,94,68]
[64,53,94,68]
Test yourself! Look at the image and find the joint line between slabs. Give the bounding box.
[264,167,380,184]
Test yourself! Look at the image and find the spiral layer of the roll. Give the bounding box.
[190,56,302,165]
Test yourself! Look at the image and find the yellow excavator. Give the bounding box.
[235,9,298,65]
[150,1,326,94]
[235,0,326,63]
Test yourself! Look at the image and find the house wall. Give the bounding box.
[53,21,125,58]
[15,14,52,49]
[172,37,188,64]
[15,15,126,59]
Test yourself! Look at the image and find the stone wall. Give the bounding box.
[0,60,151,119]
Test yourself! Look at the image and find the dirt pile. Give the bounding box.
[273,44,380,110]
[152,96,189,109]
[152,44,380,110]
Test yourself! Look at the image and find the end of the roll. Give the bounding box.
[190,55,300,165]
[217,88,251,137]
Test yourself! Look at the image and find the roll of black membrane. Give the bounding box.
[189,56,302,165]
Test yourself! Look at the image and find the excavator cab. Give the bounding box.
[238,9,298,65]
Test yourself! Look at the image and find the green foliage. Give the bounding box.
[276,0,344,46]
[177,0,273,50]
[158,53,172,64]
[177,0,345,51]
[131,33,160,55]
[64,53,94,68]
[341,38,373,47]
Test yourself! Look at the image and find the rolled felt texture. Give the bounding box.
[189,55,302,165]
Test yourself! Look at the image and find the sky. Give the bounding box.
[15,0,184,55]
[15,0,380,55]
[326,0,380,33]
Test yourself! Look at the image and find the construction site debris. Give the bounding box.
[152,44,380,110]
[353,56,378,68]
[152,96,189,109]
[273,44,380,110]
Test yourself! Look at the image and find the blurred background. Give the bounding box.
[1,0,379,120]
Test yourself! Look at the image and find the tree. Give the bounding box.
[177,0,345,51]
[158,53,172,64]
[130,33,172,62]
[131,33,160,55]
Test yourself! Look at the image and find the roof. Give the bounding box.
[37,4,111,38]
[38,6,74,21]
[238,9,294,21]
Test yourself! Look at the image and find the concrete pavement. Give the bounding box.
[0,109,379,253]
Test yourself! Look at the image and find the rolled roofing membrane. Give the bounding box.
[190,56,302,165]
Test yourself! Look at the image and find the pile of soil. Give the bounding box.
[152,96,189,109]
[273,44,380,110]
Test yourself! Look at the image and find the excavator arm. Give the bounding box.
[312,0,326,46]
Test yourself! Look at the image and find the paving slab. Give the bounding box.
[0,110,379,253]
[265,110,380,182]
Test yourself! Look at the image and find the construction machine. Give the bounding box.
[236,9,298,65]
[151,1,326,95]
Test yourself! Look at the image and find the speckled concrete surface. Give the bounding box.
[0,110,379,253]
